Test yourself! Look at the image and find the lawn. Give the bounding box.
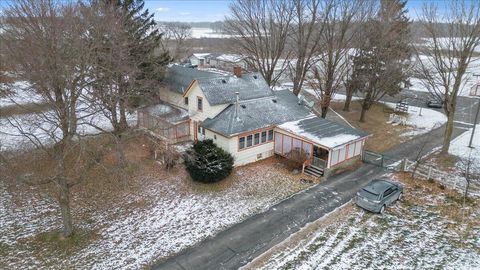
[329,100,446,152]
[0,135,316,269]
[246,173,480,270]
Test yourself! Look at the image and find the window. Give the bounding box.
[214,134,217,140]
[268,129,274,141]
[184,97,189,105]
[198,126,202,134]
[254,133,260,145]
[202,127,205,135]
[261,131,267,143]
[197,97,203,111]
[239,137,245,149]
[383,188,394,198]
[246,135,253,147]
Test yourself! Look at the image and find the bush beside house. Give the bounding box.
[184,139,234,183]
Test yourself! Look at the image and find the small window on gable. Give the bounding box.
[184,97,189,105]
[197,97,203,111]
[214,134,217,140]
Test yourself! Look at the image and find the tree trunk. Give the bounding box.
[441,110,455,154]
[343,91,353,111]
[119,97,128,131]
[359,103,368,122]
[115,134,127,168]
[58,175,73,237]
[321,105,328,118]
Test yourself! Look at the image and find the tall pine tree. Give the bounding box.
[348,0,411,122]
[103,0,171,129]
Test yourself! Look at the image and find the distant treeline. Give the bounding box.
[155,21,225,32]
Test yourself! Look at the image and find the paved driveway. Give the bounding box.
[151,123,468,270]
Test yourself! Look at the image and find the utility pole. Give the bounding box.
[469,74,480,148]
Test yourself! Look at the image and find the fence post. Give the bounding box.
[427,166,432,180]
[402,158,407,171]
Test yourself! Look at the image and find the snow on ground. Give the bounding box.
[0,81,43,107]
[190,28,232,39]
[0,159,311,269]
[383,102,447,137]
[0,109,137,151]
[449,124,480,172]
[251,176,480,270]
[410,56,480,97]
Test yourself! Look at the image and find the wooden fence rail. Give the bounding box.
[401,158,466,192]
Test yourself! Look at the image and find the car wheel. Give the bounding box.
[398,192,403,202]
[379,205,386,214]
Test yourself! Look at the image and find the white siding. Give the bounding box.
[232,141,274,166]
[186,83,228,122]
[331,149,340,166]
[347,143,355,159]
[338,147,346,162]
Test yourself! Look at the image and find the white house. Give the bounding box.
[139,65,369,176]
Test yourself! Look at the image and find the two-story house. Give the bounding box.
[138,65,369,176]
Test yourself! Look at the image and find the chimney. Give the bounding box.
[235,92,240,119]
[233,66,242,77]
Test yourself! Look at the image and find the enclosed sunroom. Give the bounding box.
[274,116,369,176]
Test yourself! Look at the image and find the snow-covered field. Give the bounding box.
[449,124,480,172]
[0,158,311,269]
[248,174,480,270]
[0,81,43,107]
[191,27,231,39]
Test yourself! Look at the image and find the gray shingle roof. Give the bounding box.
[163,65,273,105]
[196,73,274,105]
[201,90,312,136]
[162,65,218,94]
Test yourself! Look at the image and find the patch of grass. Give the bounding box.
[33,229,98,254]
[330,101,410,152]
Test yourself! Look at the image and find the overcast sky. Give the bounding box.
[0,0,470,23]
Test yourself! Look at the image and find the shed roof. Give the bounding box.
[201,90,312,136]
[277,116,369,149]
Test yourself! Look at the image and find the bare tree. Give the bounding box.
[288,0,328,96]
[159,22,192,61]
[225,0,294,86]
[414,1,480,154]
[307,0,369,118]
[0,0,98,237]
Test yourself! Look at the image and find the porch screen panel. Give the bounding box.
[338,146,346,162]
[331,149,340,166]
[176,122,189,138]
[348,143,355,158]
[283,135,292,155]
[274,133,283,154]
[354,141,362,156]
[292,138,302,152]
[302,141,312,157]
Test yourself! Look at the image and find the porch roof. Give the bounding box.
[140,102,189,124]
[277,116,369,149]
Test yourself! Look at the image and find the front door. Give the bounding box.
[312,146,328,168]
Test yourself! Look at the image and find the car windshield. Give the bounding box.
[359,189,380,201]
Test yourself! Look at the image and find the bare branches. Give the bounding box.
[414,0,480,153]
[225,0,294,86]
[158,22,192,60]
